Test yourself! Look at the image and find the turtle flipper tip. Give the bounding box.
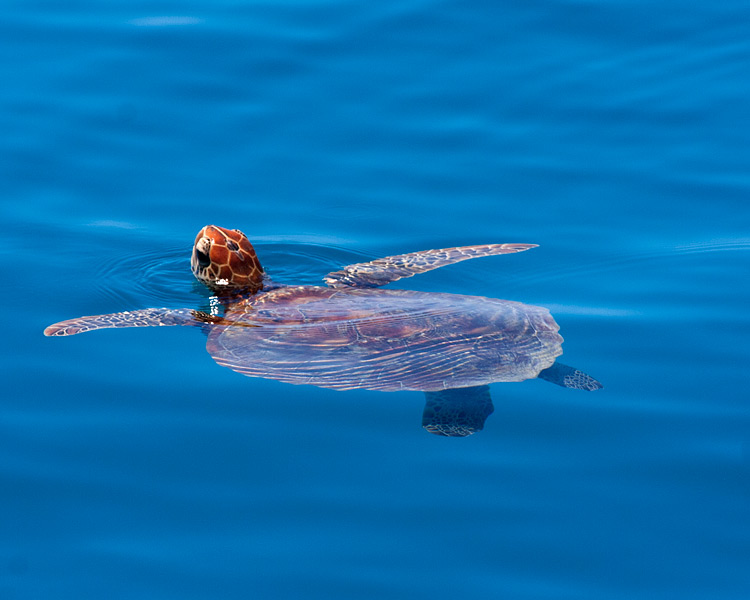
[562,370,603,391]
[44,320,92,336]
[538,362,603,391]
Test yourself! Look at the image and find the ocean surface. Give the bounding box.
[3,1,750,598]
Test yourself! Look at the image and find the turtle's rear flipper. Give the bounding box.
[44,308,217,337]
[422,385,494,437]
[324,244,537,288]
[538,362,603,391]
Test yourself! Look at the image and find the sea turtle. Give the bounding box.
[45,225,602,436]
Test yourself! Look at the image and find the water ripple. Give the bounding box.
[128,16,203,27]
[509,239,750,288]
[90,238,748,312]
[91,242,368,308]
[257,243,369,287]
[94,245,196,307]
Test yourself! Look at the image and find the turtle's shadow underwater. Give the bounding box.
[45,225,602,437]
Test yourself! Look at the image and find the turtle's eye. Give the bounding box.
[195,248,211,268]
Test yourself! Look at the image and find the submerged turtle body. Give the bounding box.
[45,225,602,436]
[209,286,562,392]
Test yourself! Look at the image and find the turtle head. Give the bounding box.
[191,225,264,295]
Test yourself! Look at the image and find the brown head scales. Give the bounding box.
[191,225,264,295]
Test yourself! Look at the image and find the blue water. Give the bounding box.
[3,1,750,598]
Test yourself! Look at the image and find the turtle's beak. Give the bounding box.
[191,235,213,283]
[194,237,211,268]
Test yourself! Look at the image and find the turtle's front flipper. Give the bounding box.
[324,243,537,288]
[538,362,603,391]
[44,308,217,337]
[422,385,494,437]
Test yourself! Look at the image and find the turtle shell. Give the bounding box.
[207,286,563,392]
